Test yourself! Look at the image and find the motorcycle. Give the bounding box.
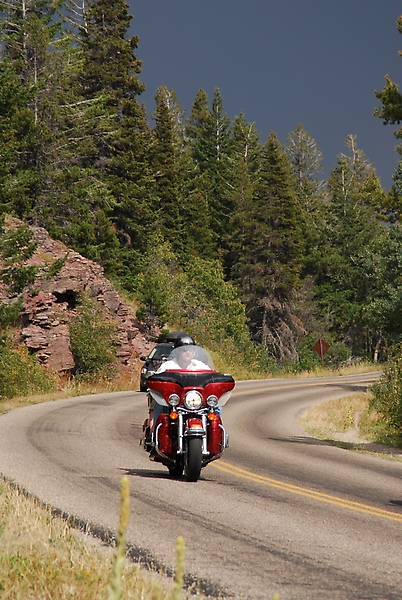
[141,345,235,482]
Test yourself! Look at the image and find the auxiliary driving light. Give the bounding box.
[168,393,180,406]
[206,394,219,407]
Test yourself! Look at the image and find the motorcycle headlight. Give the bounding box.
[206,395,219,407]
[184,390,203,410]
[168,393,180,406]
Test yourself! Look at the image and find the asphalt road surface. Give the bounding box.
[0,373,401,599]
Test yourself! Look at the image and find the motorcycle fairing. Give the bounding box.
[147,371,235,407]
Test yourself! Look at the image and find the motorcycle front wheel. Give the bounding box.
[185,437,203,482]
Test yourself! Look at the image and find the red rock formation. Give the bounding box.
[1,218,155,374]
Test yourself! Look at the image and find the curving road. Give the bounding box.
[0,373,401,599]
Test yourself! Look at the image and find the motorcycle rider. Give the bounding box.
[146,335,211,438]
[157,335,211,373]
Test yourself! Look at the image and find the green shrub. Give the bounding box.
[0,298,23,328]
[294,335,322,372]
[135,240,265,373]
[0,336,54,399]
[370,343,402,444]
[325,341,351,368]
[0,224,38,293]
[69,293,119,377]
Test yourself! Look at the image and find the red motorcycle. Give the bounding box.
[142,345,235,482]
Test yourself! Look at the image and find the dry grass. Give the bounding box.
[0,477,200,600]
[299,391,396,449]
[0,369,140,417]
[0,480,180,600]
[300,393,371,438]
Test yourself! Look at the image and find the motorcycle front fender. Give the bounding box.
[184,417,205,437]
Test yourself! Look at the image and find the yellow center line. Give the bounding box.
[211,460,402,523]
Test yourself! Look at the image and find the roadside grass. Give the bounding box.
[0,479,180,599]
[0,369,140,416]
[0,477,197,600]
[300,391,402,457]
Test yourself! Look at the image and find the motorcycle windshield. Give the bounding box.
[157,344,214,372]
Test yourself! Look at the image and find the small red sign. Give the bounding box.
[313,338,330,358]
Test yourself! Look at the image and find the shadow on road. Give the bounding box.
[120,467,173,479]
[269,435,402,458]
[269,435,332,446]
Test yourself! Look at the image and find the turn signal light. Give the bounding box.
[208,412,218,421]
[170,411,178,420]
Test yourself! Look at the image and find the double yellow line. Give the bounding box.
[212,460,402,523]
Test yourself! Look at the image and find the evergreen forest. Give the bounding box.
[2,0,402,373]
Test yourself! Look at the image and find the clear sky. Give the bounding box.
[128,1,401,189]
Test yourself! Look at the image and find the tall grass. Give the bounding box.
[0,478,190,599]
[107,476,130,600]
[172,536,185,600]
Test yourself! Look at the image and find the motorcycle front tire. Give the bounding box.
[185,437,203,482]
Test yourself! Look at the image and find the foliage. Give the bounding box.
[0,223,38,293]
[0,298,23,328]
[325,341,351,368]
[231,131,304,363]
[0,3,401,371]
[307,136,388,358]
[370,344,402,443]
[134,239,263,371]
[134,237,185,328]
[185,88,232,250]
[0,335,54,398]
[294,335,322,372]
[69,292,119,376]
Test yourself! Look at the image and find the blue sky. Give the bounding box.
[128,1,401,189]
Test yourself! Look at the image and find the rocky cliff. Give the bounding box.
[1,218,155,375]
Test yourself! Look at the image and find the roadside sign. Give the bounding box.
[313,338,330,367]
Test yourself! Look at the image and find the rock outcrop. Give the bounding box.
[1,218,155,374]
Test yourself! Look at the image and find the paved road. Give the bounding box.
[0,373,401,599]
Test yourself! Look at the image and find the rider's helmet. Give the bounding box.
[174,335,195,348]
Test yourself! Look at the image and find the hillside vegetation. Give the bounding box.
[1,3,402,430]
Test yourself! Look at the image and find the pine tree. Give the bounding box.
[0,65,38,214]
[285,124,328,277]
[185,88,232,250]
[312,136,387,354]
[234,131,303,362]
[0,0,63,216]
[285,124,326,209]
[326,135,382,258]
[151,86,183,251]
[81,0,144,101]
[224,112,262,275]
[78,0,155,278]
[208,88,232,239]
[151,86,214,259]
